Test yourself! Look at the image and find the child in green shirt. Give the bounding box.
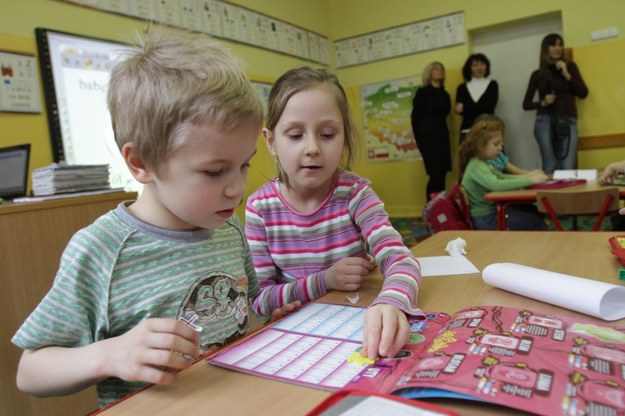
[459,115,548,230]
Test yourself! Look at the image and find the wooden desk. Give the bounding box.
[95,230,625,416]
[484,182,625,230]
[1,191,137,416]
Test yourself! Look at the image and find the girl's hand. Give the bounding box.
[555,60,571,80]
[361,304,409,360]
[531,172,548,184]
[454,102,463,114]
[270,301,302,322]
[325,257,374,291]
[102,318,202,385]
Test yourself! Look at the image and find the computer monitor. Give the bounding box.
[0,143,31,199]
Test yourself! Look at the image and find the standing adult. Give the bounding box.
[454,53,499,143]
[522,33,588,174]
[411,61,451,200]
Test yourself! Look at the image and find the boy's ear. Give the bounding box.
[262,128,277,157]
[122,143,154,184]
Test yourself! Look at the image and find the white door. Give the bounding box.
[471,16,562,170]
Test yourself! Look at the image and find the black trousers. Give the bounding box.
[426,171,447,200]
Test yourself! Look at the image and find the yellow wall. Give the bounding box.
[329,0,625,216]
[1,0,624,218]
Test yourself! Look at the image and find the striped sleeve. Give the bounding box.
[349,181,423,317]
[12,219,122,349]
[245,187,327,320]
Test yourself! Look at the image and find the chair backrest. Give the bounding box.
[458,185,473,229]
[536,187,619,215]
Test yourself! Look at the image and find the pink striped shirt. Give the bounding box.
[245,171,422,319]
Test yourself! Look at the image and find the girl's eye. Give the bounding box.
[287,134,303,140]
[205,170,223,177]
[320,132,336,139]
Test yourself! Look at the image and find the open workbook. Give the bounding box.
[208,302,625,416]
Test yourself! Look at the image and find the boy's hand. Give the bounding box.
[361,304,409,360]
[325,257,374,291]
[270,301,302,322]
[103,318,202,385]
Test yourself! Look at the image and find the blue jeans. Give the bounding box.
[472,205,546,230]
[534,115,579,174]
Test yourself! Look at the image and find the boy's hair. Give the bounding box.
[265,66,357,185]
[458,114,505,177]
[539,33,565,70]
[462,53,491,81]
[422,61,445,86]
[108,27,264,174]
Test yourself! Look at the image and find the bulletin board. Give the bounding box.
[335,12,465,68]
[361,76,420,162]
[0,51,41,113]
[61,0,330,65]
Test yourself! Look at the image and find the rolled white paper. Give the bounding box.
[482,263,625,321]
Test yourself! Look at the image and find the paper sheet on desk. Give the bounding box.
[483,263,625,321]
[417,256,479,277]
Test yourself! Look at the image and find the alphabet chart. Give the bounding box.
[0,51,41,113]
[208,303,369,390]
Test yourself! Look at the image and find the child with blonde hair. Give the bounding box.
[13,28,296,408]
[246,66,423,360]
[459,114,547,230]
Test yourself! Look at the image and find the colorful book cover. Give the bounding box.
[208,303,625,416]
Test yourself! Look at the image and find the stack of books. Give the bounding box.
[32,163,111,196]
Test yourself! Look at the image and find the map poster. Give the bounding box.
[360,76,420,162]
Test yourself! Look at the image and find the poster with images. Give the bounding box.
[251,81,272,114]
[0,51,41,113]
[361,77,420,162]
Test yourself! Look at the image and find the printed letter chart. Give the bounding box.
[209,303,368,389]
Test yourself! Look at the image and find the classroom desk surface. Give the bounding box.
[95,230,625,416]
[484,182,625,230]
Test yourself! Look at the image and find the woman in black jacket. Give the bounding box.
[411,61,451,200]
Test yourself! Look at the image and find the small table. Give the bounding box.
[484,182,625,230]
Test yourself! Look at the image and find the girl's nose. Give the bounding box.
[304,136,320,155]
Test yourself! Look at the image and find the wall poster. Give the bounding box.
[360,76,420,162]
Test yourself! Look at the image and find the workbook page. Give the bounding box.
[208,303,447,392]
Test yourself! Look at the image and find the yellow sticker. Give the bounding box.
[347,350,377,366]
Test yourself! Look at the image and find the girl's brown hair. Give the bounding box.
[458,114,505,177]
[265,66,357,186]
[539,33,565,71]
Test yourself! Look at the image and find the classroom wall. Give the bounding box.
[328,0,625,216]
[1,0,624,219]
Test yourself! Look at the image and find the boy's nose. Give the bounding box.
[225,173,246,199]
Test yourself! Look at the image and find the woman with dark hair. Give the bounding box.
[411,61,451,200]
[523,33,588,174]
[455,53,499,143]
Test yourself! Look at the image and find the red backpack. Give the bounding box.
[423,182,472,232]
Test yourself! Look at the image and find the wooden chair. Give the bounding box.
[536,187,619,231]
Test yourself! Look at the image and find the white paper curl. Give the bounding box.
[482,263,625,321]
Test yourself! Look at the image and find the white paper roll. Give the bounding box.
[482,263,625,321]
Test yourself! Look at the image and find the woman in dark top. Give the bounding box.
[455,53,498,143]
[523,33,588,174]
[411,61,451,200]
